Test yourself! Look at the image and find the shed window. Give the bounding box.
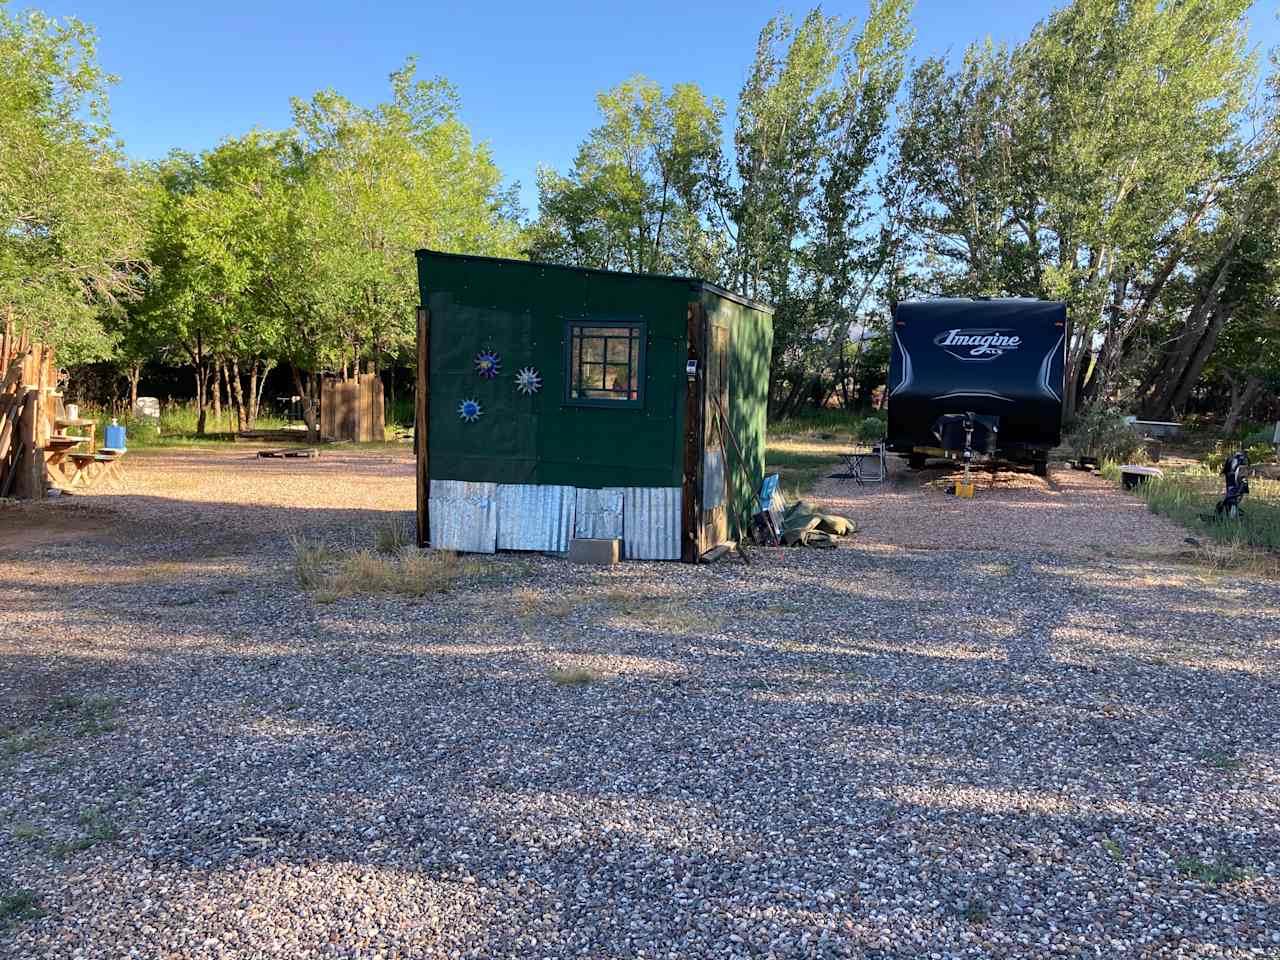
[565,321,645,407]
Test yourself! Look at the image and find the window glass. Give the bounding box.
[566,322,645,407]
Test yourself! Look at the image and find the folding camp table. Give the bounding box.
[836,445,886,485]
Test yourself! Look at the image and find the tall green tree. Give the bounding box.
[290,59,521,381]
[896,0,1260,417]
[0,4,147,361]
[722,1,913,414]
[526,76,726,276]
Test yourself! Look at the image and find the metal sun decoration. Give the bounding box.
[474,350,501,379]
[457,399,483,423]
[514,366,542,396]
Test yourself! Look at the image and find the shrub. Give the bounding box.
[856,416,886,442]
[290,536,334,588]
[1204,441,1277,471]
[1065,406,1145,462]
[1246,442,1277,465]
[374,519,412,554]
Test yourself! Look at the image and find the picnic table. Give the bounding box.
[43,435,91,479]
[55,417,97,453]
[43,430,124,489]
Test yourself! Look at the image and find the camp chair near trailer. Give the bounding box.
[834,444,886,485]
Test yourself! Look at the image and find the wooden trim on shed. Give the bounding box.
[415,306,430,548]
[680,301,706,563]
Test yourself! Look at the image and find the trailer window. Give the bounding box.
[565,321,645,408]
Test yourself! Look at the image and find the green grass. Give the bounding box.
[0,889,43,927]
[1203,751,1243,772]
[769,407,882,435]
[1117,465,1280,553]
[79,398,418,448]
[763,442,841,496]
[763,409,885,496]
[51,807,121,856]
[49,694,119,736]
[1175,856,1248,885]
[1,730,49,758]
[10,821,44,841]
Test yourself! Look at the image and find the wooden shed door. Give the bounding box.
[700,320,731,550]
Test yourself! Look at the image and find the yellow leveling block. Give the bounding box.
[955,481,975,498]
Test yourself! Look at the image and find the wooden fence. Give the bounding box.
[0,314,58,500]
[320,373,384,443]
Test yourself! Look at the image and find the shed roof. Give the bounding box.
[415,249,774,316]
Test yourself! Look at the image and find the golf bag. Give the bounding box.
[1214,451,1250,520]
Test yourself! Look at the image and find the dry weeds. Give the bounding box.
[600,589,719,633]
[293,536,486,600]
[546,666,597,686]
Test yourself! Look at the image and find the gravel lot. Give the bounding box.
[2,448,1278,958]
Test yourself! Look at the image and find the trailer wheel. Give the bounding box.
[909,453,927,471]
[1033,460,1049,478]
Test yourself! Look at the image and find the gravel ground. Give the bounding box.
[813,456,1193,555]
[2,448,1278,958]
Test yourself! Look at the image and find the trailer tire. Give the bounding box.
[909,453,928,471]
[1033,459,1049,478]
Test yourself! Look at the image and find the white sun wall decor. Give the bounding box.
[514,366,542,396]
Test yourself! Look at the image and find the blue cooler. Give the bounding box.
[104,420,126,451]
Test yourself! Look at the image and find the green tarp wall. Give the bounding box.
[704,288,774,526]
[419,251,691,489]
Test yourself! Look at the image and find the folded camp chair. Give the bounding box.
[836,444,886,486]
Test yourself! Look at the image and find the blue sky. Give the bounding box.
[37,0,1280,215]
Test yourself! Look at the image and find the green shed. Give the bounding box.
[414,250,773,562]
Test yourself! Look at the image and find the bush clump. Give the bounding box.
[1246,442,1277,465]
[856,416,886,443]
[1065,406,1145,462]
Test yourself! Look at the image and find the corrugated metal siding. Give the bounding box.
[496,484,574,552]
[623,487,682,561]
[574,488,624,540]
[702,448,726,508]
[429,480,498,553]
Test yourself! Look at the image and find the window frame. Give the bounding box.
[562,319,647,409]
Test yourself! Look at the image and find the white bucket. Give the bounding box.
[65,403,79,420]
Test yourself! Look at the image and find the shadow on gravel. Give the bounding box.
[2,518,1278,955]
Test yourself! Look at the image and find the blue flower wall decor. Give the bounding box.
[457,399,483,423]
[474,350,501,379]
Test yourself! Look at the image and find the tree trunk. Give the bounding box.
[128,363,141,410]
[1166,306,1230,416]
[194,367,208,436]
[213,362,224,430]
[250,360,273,430]
[1220,374,1262,437]
[291,362,319,442]
[229,358,247,433]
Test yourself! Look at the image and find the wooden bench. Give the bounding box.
[64,448,125,488]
